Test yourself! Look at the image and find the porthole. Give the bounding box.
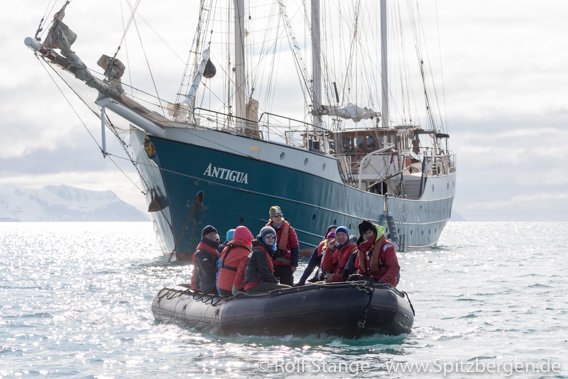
[447,183,449,190]
[280,152,285,160]
[421,230,424,235]
[238,218,244,225]
[432,185,435,192]
[322,163,326,170]
[333,219,337,225]
[312,214,316,220]
[304,158,309,166]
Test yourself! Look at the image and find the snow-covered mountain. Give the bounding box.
[450,211,466,222]
[0,184,148,222]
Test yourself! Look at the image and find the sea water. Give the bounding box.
[1,222,566,378]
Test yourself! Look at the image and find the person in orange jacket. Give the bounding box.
[217,226,254,296]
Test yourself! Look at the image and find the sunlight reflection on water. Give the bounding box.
[1,222,567,377]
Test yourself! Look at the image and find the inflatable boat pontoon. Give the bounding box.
[152,281,414,338]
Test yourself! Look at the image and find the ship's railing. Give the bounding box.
[423,151,457,176]
[353,149,456,195]
[191,108,332,153]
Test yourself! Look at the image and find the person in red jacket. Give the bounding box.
[356,220,400,287]
[191,225,221,294]
[217,226,254,296]
[266,206,299,286]
[321,226,357,282]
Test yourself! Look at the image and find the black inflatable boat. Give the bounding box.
[151,281,414,338]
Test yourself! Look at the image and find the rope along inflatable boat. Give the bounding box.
[152,281,415,338]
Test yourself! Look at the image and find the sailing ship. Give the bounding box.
[25,0,456,259]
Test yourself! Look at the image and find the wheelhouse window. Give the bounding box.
[355,136,364,150]
[342,136,352,152]
[366,135,376,151]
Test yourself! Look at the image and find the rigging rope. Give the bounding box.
[34,0,60,41]
[36,57,144,196]
[354,281,375,338]
[103,115,149,194]
[434,0,448,133]
[130,7,166,117]
[39,51,177,236]
[36,56,177,239]
[113,0,142,58]
[119,1,134,98]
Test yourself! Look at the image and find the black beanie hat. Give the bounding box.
[202,225,218,237]
[358,220,374,235]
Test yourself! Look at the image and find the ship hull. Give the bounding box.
[131,128,455,257]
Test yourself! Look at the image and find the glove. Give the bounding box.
[231,285,240,296]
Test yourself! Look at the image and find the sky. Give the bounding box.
[1,0,568,222]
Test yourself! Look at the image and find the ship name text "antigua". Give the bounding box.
[203,163,249,184]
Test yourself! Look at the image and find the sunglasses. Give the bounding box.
[272,215,283,218]
[264,235,276,240]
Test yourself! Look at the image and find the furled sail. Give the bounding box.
[169,49,216,122]
[43,4,76,55]
[318,103,381,123]
[245,98,259,138]
[36,3,109,96]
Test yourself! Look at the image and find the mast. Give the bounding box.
[380,0,389,129]
[311,0,322,129]
[234,0,246,132]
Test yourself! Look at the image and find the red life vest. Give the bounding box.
[316,240,326,258]
[190,241,220,290]
[217,240,251,291]
[191,253,198,290]
[256,244,275,272]
[322,243,357,282]
[267,220,291,266]
[358,235,386,277]
[243,244,275,291]
[357,236,399,286]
